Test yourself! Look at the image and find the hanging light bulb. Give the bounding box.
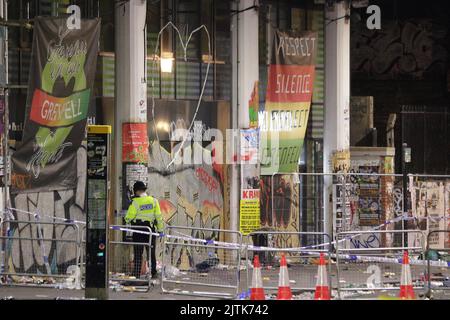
[160,51,174,73]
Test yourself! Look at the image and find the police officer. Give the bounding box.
[125,181,164,279]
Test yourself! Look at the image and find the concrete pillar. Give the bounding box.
[230,0,259,234]
[114,0,147,216]
[323,1,351,237]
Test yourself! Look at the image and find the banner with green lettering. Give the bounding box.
[11,17,100,193]
[260,30,317,175]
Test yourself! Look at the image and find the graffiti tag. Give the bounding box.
[350,233,380,248]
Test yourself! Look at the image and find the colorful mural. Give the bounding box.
[148,141,224,270]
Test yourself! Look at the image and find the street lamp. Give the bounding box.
[160,51,174,73]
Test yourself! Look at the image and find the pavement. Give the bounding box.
[0,284,210,300]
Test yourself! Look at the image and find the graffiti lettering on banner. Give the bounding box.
[10,16,100,193]
[260,30,317,174]
[240,189,260,236]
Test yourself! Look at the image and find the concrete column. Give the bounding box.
[230,0,259,234]
[114,0,147,216]
[323,1,351,237]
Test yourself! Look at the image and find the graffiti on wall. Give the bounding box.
[351,19,448,79]
[148,141,224,270]
[5,147,86,276]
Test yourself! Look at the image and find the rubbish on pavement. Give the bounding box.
[195,256,220,272]
[164,265,181,278]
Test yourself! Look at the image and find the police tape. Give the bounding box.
[4,207,87,225]
[3,208,450,268]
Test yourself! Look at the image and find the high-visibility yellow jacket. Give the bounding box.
[125,195,164,232]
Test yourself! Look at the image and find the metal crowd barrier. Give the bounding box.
[426,230,450,299]
[108,225,153,292]
[244,231,334,299]
[0,219,81,287]
[335,229,426,299]
[161,226,242,299]
[78,224,86,289]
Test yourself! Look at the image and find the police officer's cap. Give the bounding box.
[133,181,147,192]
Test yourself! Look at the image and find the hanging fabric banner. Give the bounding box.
[11,17,100,193]
[260,30,317,174]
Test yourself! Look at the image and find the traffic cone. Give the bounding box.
[250,255,265,300]
[399,251,415,300]
[314,253,331,300]
[277,254,292,300]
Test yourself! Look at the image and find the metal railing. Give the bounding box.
[0,219,81,287]
[425,230,450,299]
[161,225,243,299]
[244,230,334,299]
[109,225,153,292]
[335,229,426,299]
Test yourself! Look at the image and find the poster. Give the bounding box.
[240,189,261,236]
[11,17,100,193]
[357,165,381,226]
[239,128,261,235]
[122,123,149,163]
[260,30,317,174]
[121,122,149,210]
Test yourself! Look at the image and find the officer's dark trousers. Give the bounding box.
[131,220,157,277]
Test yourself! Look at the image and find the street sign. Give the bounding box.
[85,125,111,300]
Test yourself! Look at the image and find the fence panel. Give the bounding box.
[0,219,81,287]
[161,226,242,299]
[336,230,426,299]
[108,225,153,292]
[244,231,334,299]
[426,230,450,299]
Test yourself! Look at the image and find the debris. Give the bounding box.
[195,256,219,272]
[289,280,296,284]
[164,265,181,278]
[215,264,229,270]
[123,286,136,292]
[199,273,208,277]
[430,281,443,288]
[443,279,450,287]
[263,277,270,281]
[339,279,346,284]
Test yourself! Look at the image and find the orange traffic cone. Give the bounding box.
[250,255,265,300]
[314,253,331,300]
[399,251,415,300]
[277,254,292,300]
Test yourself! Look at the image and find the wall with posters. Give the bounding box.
[411,179,450,249]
